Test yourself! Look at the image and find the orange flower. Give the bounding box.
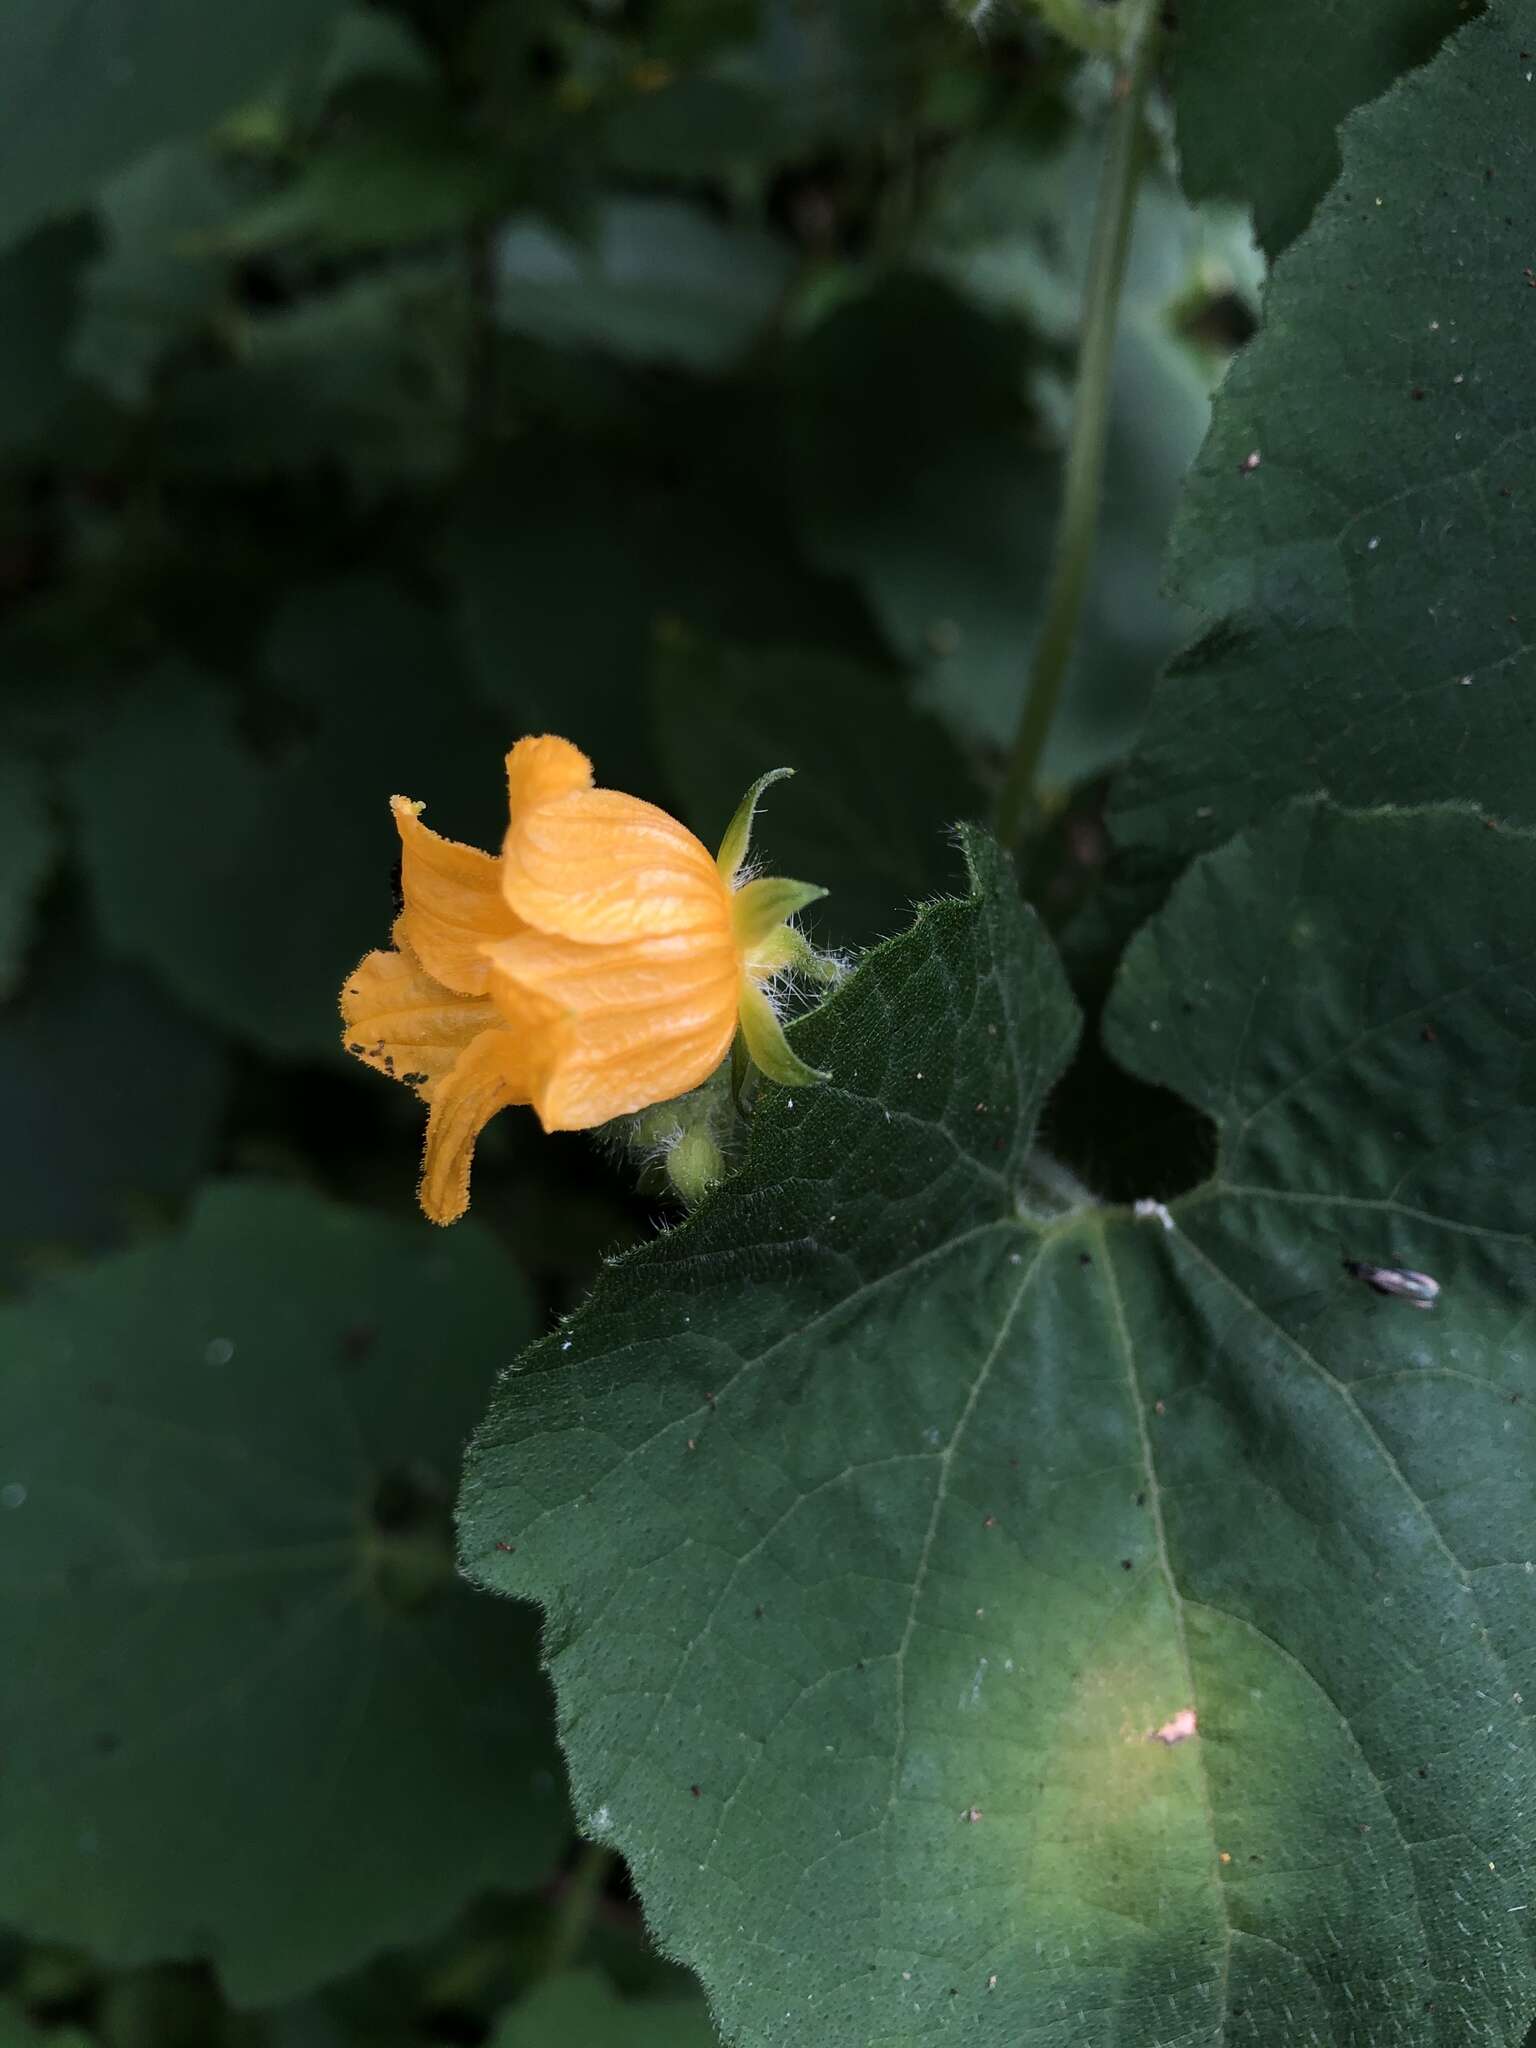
[341,735,829,1224]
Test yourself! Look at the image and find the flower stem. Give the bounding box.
[541,1841,613,1980]
[994,10,1160,852]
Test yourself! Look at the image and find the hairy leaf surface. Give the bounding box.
[1106,4,1536,923]
[1172,0,1470,255]
[463,814,1536,2045]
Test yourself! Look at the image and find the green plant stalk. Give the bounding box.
[1026,0,1124,57]
[540,1840,614,1979]
[995,12,1160,851]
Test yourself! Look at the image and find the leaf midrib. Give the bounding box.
[1096,1218,1233,2036]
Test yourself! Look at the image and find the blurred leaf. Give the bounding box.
[495,200,794,373]
[0,1182,565,2004]
[0,0,346,253]
[0,918,228,1291]
[66,580,509,1056]
[0,2003,90,2048]
[159,264,467,489]
[317,7,436,98]
[449,437,881,797]
[1172,0,1470,255]
[463,810,1536,2046]
[0,754,57,1000]
[215,106,511,256]
[1104,6,1536,925]
[0,220,95,454]
[602,77,780,183]
[489,1969,718,2047]
[653,633,982,949]
[73,141,244,407]
[794,135,1258,791]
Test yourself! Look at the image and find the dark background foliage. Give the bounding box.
[4,0,1496,2041]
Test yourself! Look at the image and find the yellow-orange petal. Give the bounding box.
[485,925,738,1130]
[392,796,521,997]
[503,783,731,944]
[506,734,594,814]
[418,1028,530,1225]
[341,945,499,1097]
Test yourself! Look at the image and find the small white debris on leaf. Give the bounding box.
[1150,1707,1198,1746]
[1133,1199,1175,1233]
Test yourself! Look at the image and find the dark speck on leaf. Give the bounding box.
[1421,1025,1438,1044]
[690,1784,701,1798]
[754,1604,764,1618]
[1078,1251,1092,1267]
[1120,1559,1133,1571]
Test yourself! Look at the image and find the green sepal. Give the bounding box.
[737,979,829,1090]
[752,922,844,984]
[731,875,827,956]
[715,766,793,882]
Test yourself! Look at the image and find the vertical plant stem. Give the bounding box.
[994,10,1160,852]
[541,1840,614,1980]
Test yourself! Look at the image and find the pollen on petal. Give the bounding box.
[341,945,498,1097]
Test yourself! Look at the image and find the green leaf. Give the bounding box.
[0,0,345,253]
[653,635,984,950]
[448,441,882,796]
[495,200,793,374]
[72,141,243,407]
[0,2005,90,2048]
[158,265,468,489]
[0,753,57,999]
[601,77,780,183]
[0,1182,565,2004]
[461,809,1536,2046]
[214,110,511,257]
[0,220,95,454]
[1172,0,1468,255]
[65,580,508,1057]
[1104,5,1536,923]
[489,1970,719,2047]
[0,919,228,1289]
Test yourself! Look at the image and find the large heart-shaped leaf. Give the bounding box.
[1171,0,1468,255]
[461,813,1536,2045]
[0,1183,565,2004]
[1103,2,1536,928]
